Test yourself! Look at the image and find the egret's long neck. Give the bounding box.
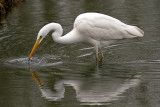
[51,24,82,44]
[53,29,82,44]
[39,23,82,44]
[38,23,63,41]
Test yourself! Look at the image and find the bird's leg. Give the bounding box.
[94,46,99,63]
[96,52,99,62]
[100,50,104,61]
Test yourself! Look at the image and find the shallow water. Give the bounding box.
[1,0,160,107]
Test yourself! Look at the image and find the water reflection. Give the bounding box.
[29,66,141,105]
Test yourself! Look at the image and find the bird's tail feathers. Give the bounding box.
[126,26,144,38]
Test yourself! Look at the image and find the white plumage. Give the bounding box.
[75,13,143,40]
[29,12,144,62]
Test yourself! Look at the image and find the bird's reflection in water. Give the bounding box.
[29,65,141,105]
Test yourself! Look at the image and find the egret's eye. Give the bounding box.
[38,36,42,40]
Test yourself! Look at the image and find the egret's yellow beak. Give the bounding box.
[29,38,41,59]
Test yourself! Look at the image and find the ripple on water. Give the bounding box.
[5,55,63,68]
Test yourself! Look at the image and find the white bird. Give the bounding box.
[28,12,144,62]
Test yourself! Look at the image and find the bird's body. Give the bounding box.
[29,12,144,62]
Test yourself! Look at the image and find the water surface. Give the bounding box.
[1,0,160,107]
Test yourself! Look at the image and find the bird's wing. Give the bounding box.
[74,13,144,41]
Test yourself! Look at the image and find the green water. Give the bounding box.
[0,0,160,107]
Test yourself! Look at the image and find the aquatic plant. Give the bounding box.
[0,0,24,23]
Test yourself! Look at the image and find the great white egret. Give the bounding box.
[28,12,144,62]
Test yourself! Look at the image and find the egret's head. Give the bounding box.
[28,23,62,59]
[28,28,48,59]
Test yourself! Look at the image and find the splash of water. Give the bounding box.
[5,55,63,68]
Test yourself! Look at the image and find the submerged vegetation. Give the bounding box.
[0,0,24,23]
